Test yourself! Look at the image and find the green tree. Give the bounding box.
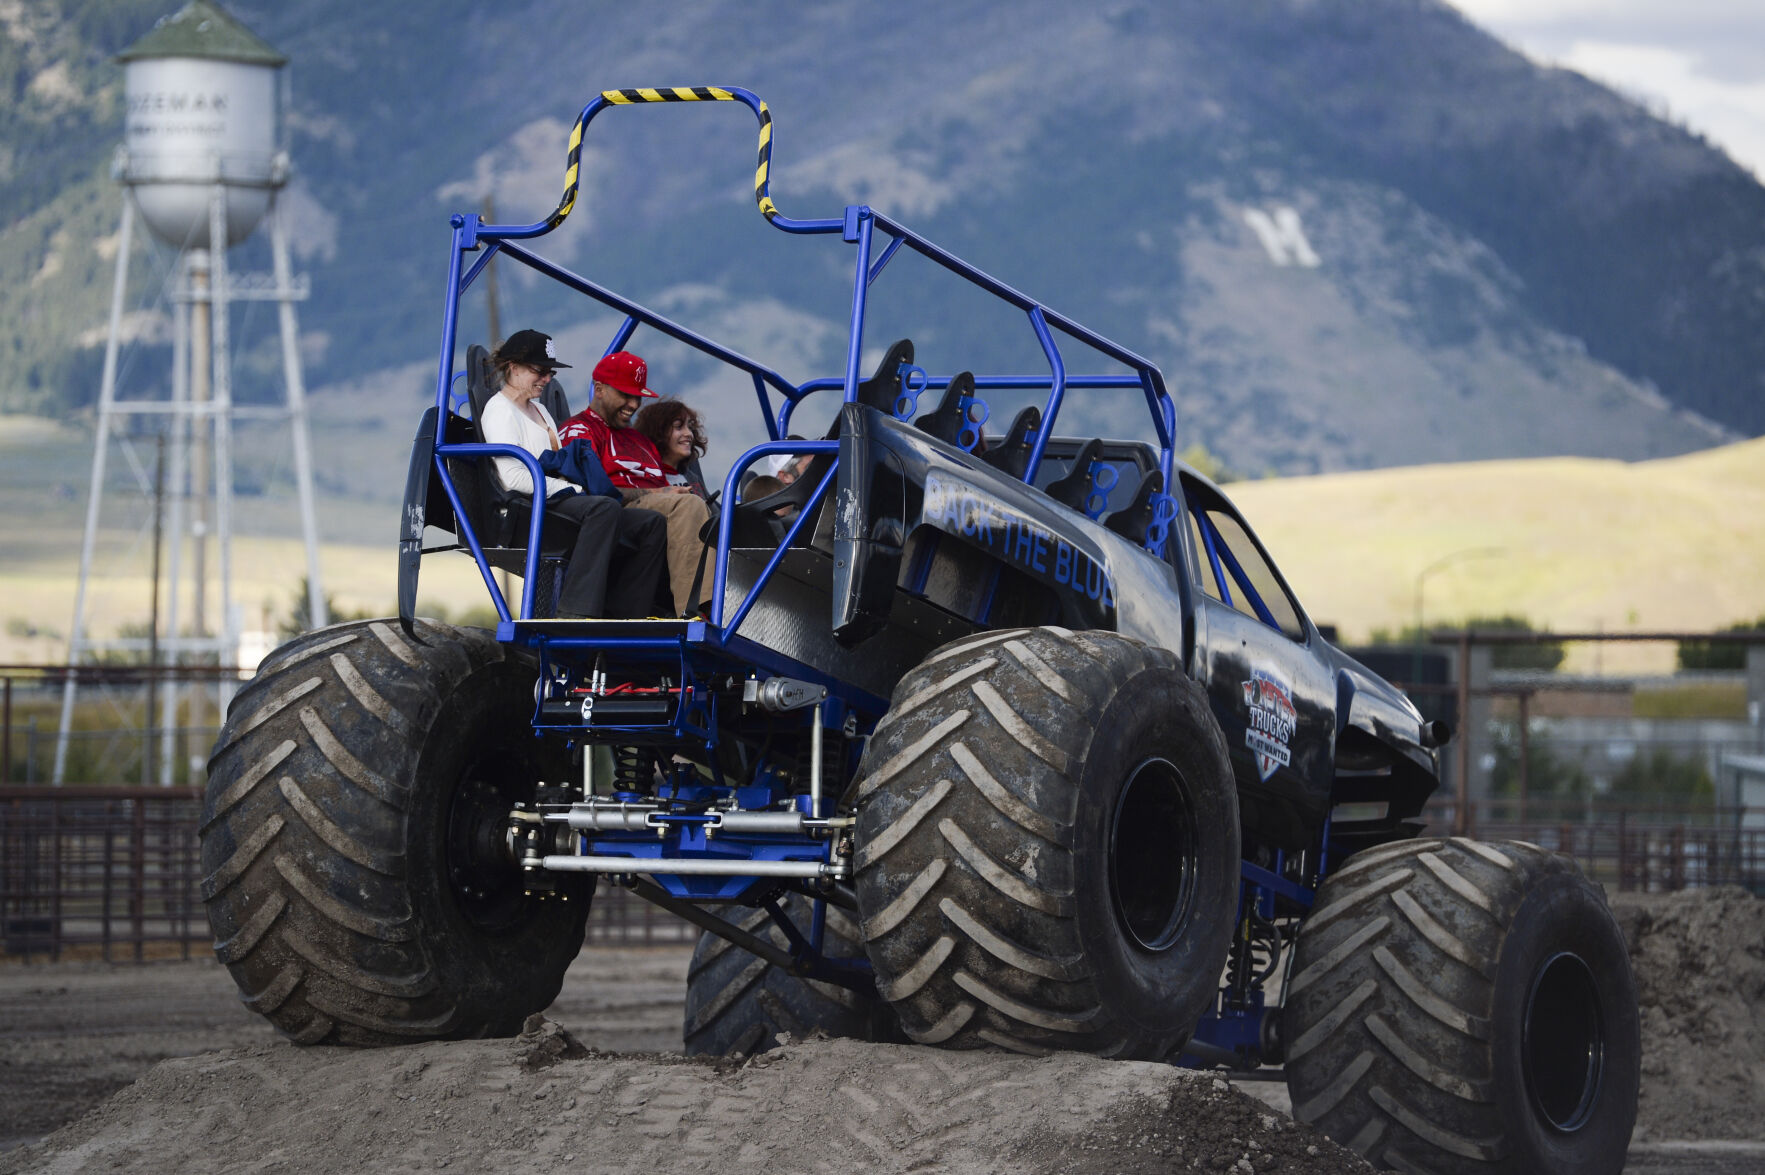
[1176,442,1236,484]
[415,599,502,629]
[92,618,155,666]
[1489,723,1588,800]
[1677,617,1765,672]
[276,581,372,643]
[1368,615,1563,671]
[1465,615,1565,671]
[1610,748,1714,803]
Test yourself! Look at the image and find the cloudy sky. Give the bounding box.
[1453,0,1765,179]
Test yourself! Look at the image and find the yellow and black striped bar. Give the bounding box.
[545,86,782,231]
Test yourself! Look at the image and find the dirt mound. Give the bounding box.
[1615,886,1765,1142]
[5,1020,1369,1175]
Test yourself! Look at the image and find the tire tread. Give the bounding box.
[202,619,583,1047]
[1284,837,1636,1172]
[854,626,1236,1058]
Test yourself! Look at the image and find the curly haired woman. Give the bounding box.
[632,397,709,496]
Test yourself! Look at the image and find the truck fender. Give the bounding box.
[831,404,907,646]
[398,405,445,635]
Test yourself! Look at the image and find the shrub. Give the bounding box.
[1677,617,1765,672]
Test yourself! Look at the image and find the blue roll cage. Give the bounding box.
[423,86,1180,648]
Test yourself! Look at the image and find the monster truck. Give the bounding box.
[201,87,1639,1172]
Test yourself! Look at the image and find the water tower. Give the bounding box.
[54,0,326,785]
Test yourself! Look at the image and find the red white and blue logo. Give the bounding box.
[1242,668,1296,782]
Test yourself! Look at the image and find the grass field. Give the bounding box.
[4,413,1761,668]
[0,413,491,663]
[1227,435,1765,653]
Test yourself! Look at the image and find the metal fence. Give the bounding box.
[0,787,693,964]
[0,787,203,961]
[2,664,234,787]
[8,786,1762,966]
[1420,798,1765,893]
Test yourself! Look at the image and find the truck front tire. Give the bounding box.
[201,619,590,1046]
[853,627,1239,1059]
[1282,837,1640,1173]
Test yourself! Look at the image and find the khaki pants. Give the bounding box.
[624,490,712,615]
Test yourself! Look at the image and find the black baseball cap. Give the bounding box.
[496,328,572,370]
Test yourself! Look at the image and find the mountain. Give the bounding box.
[4,0,1763,492]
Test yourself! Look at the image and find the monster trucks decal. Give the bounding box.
[1243,667,1296,782]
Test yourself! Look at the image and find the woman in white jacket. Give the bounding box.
[479,329,665,618]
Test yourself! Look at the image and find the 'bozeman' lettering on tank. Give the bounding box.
[1242,667,1296,782]
[922,472,1116,613]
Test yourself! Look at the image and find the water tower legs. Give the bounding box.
[159,278,191,786]
[270,195,326,631]
[207,185,238,726]
[52,198,135,786]
[55,178,327,786]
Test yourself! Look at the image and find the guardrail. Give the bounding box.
[0,787,694,964]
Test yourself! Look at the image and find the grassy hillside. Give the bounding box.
[1229,435,1765,649]
[5,410,1760,667]
[0,413,490,663]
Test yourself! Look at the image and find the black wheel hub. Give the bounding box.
[1523,951,1606,1132]
[1108,756,1199,952]
[446,770,528,930]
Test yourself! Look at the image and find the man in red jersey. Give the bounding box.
[558,351,711,615]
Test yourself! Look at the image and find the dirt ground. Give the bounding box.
[1616,886,1765,1145]
[3,888,1764,1173]
[3,1030,1377,1175]
[0,945,688,1153]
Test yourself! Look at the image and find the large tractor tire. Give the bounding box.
[682,892,898,1056]
[200,619,591,1046]
[1282,837,1640,1174]
[852,626,1239,1059]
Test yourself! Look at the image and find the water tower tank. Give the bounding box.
[117,0,287,248]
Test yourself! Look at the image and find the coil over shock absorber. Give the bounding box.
[794,731,843,799]
[1225,905,1282,1011]
[611,746,656,794]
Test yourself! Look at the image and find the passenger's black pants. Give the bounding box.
[544,492,667,618]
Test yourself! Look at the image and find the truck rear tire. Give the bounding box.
[852,626,1239,1059]
[682,893,897,1056]
[1282,837,1639,1174]
[201,619,590,1046]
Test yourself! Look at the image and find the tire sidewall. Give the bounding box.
[1490,865,1641,1174]
[1072,662,1239,1045]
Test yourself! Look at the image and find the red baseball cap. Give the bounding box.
[592,351,657,398]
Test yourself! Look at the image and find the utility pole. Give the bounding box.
[147,433,164,784]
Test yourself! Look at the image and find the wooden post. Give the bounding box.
[49,797,62,962]
[1616,809,1629,892]
[102,824,114,963]
[147,434,164,785]
[131,797,146,962]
